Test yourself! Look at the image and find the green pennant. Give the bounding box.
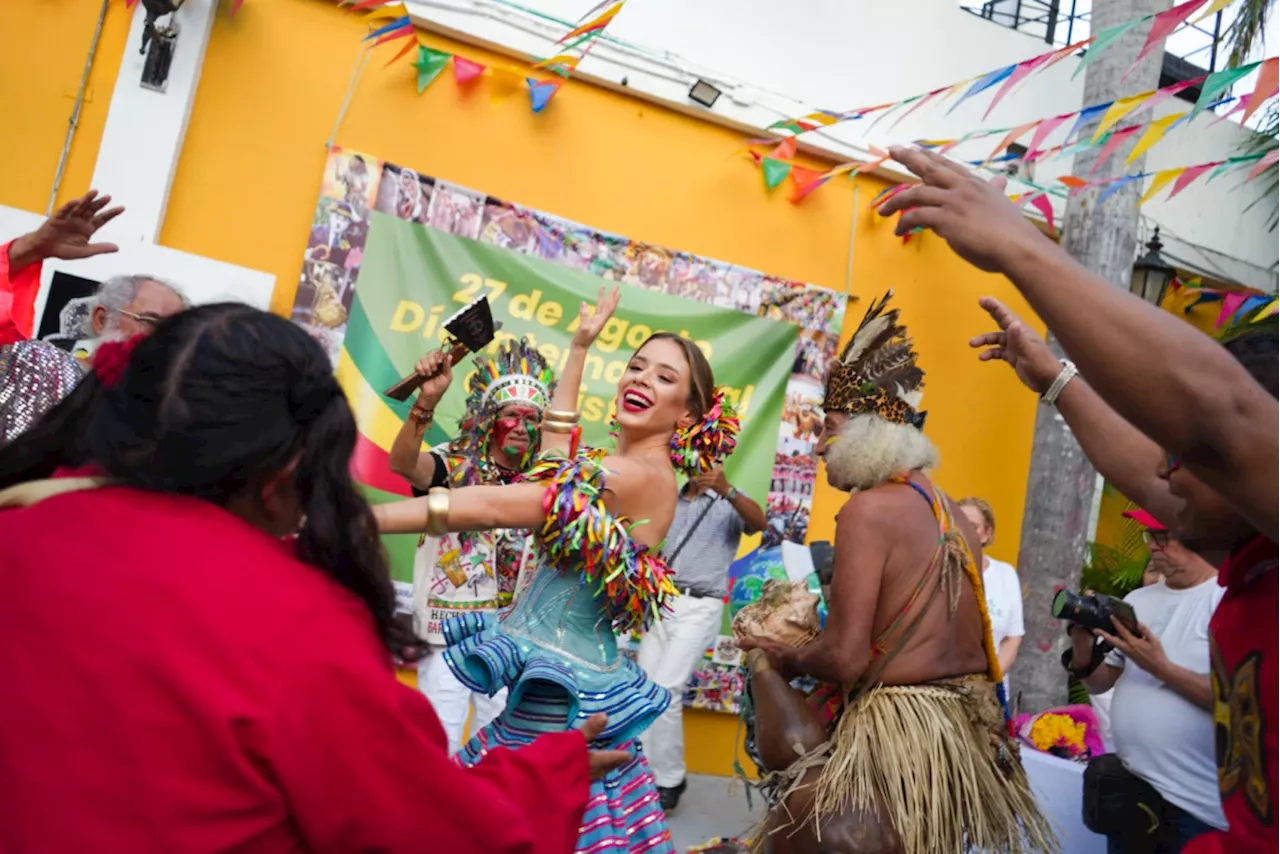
[762,157,792,190]
[1073,16,1150,79]
[1206,152,1267,182]
[1191,62,1262,117]
[414,46,452,94]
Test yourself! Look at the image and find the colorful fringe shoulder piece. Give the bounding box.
[671,387,742,477]
[526,448,678,634]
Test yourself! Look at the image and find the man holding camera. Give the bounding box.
[1066,509,1226,853]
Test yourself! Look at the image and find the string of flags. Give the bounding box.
[769,0,1255,137]
[1169,277,1280,328]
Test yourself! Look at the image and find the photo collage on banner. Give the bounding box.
[290,148,849,714]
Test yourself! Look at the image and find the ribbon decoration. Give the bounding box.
[1122,0,1206,81]
[1058,151,1274,206]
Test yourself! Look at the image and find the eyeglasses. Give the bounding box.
[115,308,161,328]
[1142,529,1170,548]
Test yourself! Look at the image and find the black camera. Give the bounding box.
[1051,590,1140,636]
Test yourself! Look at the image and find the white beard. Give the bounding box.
[822,413,939,493]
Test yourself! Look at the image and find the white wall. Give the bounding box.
[406,0,1277,288]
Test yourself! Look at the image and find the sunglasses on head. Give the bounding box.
[1142,529,1170,547]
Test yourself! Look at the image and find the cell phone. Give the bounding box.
[1109,597,1141,636]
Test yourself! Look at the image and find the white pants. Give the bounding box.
[418,649,508,755]
[637,593,724,788]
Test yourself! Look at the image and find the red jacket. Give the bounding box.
[0,239,41,345]
[0,485,590,853]
[1185,535,1279,854]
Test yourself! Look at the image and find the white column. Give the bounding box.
[90,0,220,245]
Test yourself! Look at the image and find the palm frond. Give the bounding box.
[1226,0,1275,67]
[1238,102,1279,231]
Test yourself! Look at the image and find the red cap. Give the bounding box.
[1123,508,1168,532]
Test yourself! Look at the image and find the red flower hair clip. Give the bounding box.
[92,334,145,389]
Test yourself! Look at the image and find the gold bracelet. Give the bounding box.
[541,419,576,435]
[425,487,450,536]
[544,408,581,423]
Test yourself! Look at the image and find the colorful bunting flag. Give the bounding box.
[762,158,792,190]
[1247,149,1280,181]
[1166,162,1218,199]
[891,87,950,129]
[1192,0,1235,25]
[1253,298,1280,321]
[1217,293,1250,327]
[1093,90,1157,142]
[413,46,451,94]
[985,53,1055,119]
[1027,113,1073,158]
[1066,103,1113,144]
[788,166,829,204]
[365,15,412,41]
[1241,58,1279,126]
[1090,125,1144,174]
[948,65,1018,114]
[1126,112,1185,164]
[1192,62,1262,117]
[1137,168,1184,205]
[453,56,485,85]
[558,1,625,44]
[1073,16,1150,79]
[988,120,1040,161]
[773,137,798,161]
[527,79,561,113]
[489,67,525,103]
[1124,0,1206,80]
[1099,172,1147,203]
[1027,192,1056,234]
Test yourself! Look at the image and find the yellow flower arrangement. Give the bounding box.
[1029,712,1089,756]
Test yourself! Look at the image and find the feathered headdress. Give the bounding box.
[451,338,556,467]
[823,290,927,429]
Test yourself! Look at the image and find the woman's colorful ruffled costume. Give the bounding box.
[445,451,680,854]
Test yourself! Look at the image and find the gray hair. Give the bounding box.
[94,275,189,334]
[822,413,939,494]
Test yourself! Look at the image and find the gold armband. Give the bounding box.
[544,408,581,423]
[425,487,450,536]
[541,419,577,434]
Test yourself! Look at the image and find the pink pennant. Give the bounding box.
[988,120,1040,161]
[1027,192,1056,235]
[1217,293,1249,328]
[1248,149,1280,182]
[1124,0,1205,80]
[1142,78,1203,115]
[984,53,1055,119]
[891,87,949,129]
[453,56,485,84]
[1026,113,1073,159]
[773,136,798,161]
[1241,58,1280,126]
[1209,99,1247,126]
[1166,162,1217,200]
[1090,125,1143,174]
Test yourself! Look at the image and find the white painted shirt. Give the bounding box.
[983,558,1026,650]
[1106,577,1227,829]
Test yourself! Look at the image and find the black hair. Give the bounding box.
[0,303,423,663]
[1223,325,1278,400]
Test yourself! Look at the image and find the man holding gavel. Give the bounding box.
[389,338,556,754]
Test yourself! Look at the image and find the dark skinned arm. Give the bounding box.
[388,402,444,493]
[882,147,1279,539]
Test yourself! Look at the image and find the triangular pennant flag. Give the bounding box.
[1241,58,1280,126]
[1192,62,1262,117]
[414,46,451,94]
[1238,294,1271,320]
[985,53,1055,119]
[1206,154,1258,182]
[1093,90,1157,142]
[365,15,411,41]
[1138,168,1184,205]
[873,183,914,211]
[788,166,829,204]
[773,137,798,161]
[1217,293,1250,327]
[891,87,948,129]
[1027,113,1073,158]
[1041,37,1095,73]
[489,67,524,103]
[1073,16,1150,79]
[1166,162,1217,199]
[1192,0,1235,24]
[939,130,983,155]
[1027,192,1056,234]
[1210,98,1248,126]
[1247,149,1280,181]
[1124,0,1206,79]
[526,79,561,113]
[1066,103,1112,143]
[1090,125,1143,174]
[762,158,792,190]
[558,1,624,43]
[1059,174,1090,191]
[988,120,1040,161]
[383,34,421,67]
[1252,298,1280,321]
[1098,173,1147,204]
[866,98,917,134]
[1142,78,1204,117]
[453,56,485,85]
[1126,112,1185,164]
[948,65,1018,114]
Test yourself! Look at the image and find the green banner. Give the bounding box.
[349,212,796,507]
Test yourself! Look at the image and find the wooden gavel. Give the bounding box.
[383,340,472,401]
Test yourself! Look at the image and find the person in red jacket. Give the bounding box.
[0,303,625,854]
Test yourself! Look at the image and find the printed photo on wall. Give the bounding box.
[374,163,435,223]
[425,181,486,240]
[771,451,817,498]
[479,199,547,256]
[793,328,835,383]
[619,243,675,292]
[666,254,716,302]
[778,374,824,456]
[306,198,369,272]
[764,491,812,548]
[321,150,382,220]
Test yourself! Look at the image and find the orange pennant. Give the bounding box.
[773,137,798,161]
[1241,58,1279,126]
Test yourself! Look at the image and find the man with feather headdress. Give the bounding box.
[388,338,555,754]
[739,292,1055,854]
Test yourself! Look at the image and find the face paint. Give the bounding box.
[493,406,541,460]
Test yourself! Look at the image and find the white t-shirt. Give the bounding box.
[984,558,1024,695]
[1106,577,1227,829]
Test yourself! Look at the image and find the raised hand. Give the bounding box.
[876,147,1048,273]
[969,297,1063,395]
[581,713,631,780]
[412,349,454,410]
[571,285,621,350]
[9,191,124,270]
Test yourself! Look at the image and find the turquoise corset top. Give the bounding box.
[500,564,620,671]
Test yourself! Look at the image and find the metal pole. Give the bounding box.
[1209,11,1222,72]
[1045,0,1060,44]
[49,0,110,216]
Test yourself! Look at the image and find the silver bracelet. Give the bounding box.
[1041,359,1078,406]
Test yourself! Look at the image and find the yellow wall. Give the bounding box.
[0,0,131,213]
[171,0,1040,775]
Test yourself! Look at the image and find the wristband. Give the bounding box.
[1041,359,1078,406]
[425,487,450,536]
[409,407,434,426]
[726,486,741,501]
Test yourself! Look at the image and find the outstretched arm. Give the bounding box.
[881,147,1279,539]
[970,297,1181,526]
[543,286,621,455]
[387,349,453,492]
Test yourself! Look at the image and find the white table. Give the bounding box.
[1021,749,1108,854]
